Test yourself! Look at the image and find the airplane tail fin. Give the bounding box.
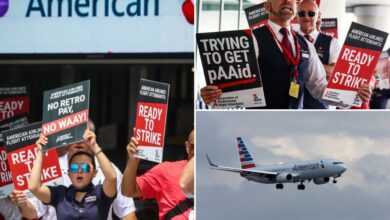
[237,137,256,169]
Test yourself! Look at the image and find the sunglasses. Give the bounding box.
[297,11,316,17]
[69,163,91,173]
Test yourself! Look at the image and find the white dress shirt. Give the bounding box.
[296,29,341,64]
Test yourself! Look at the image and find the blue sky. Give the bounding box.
[196,111,390,220]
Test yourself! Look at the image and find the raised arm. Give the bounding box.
[28,136,51,204]
[122,128,142,198]
[180,157,194,195]
[83,129,117,198]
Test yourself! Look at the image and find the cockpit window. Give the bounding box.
[333,162,343,165]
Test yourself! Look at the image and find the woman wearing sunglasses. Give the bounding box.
[28,130,117,220]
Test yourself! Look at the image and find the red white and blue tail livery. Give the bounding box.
[237,137,256,169]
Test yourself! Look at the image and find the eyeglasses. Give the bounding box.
[69,163,91,173]
[297,11,316,17]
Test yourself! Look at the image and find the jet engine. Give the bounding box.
[313,177,330,185]
[275,173,293,183]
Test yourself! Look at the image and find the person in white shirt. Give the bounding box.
[296,0,342,109]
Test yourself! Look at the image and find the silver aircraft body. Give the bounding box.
[206,137,347,190]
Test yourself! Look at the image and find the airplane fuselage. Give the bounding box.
[206,137,348,190]
[242,159,347,184]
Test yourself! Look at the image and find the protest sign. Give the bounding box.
[244,3,268,30]
[0,86,29,121]
[321,18,338,39]
[134,79,169,163]
[2,122,62,197]
[197,30,266,108]
[0,131,13,199]
[0,114,29,198]
[42,80,90,150]
[323,22,388,106]
[375,52,389,89]
[0,113,29,130]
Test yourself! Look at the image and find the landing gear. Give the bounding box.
[297,183,305,190]
[333,178,337,184]
[276,183,284,189]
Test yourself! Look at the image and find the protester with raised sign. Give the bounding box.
[28,130,117,220]
[200,0,371,109]
[296,0,341,109]
[26,120,137,220]
[122,129,194,220]
[57,119,136,220]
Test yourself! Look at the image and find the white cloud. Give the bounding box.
[250,134,390,191]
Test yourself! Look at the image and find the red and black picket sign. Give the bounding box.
[0,86,29,121]
[0,113,29,130]
[134,79,170,163]
[321,18,338,39]
[0,128,13,198]
[0,113,29,197]
[42,80,90,150]
[196,30,263,93]
[324,22,389,106]
[244,3,269,30]
[2,122,62,192]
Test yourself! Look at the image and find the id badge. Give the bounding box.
[289,81,300,99]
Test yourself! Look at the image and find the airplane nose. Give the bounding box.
[339,164,347,173]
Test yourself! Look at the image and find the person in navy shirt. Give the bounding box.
[28,130,117,220]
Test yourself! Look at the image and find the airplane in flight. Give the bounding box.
[206,137,347,190]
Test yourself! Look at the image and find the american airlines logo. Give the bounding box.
[292,163,321,172]
[0,0,9,17]
[25,0,159,17]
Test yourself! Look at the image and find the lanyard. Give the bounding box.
[265,24,301,79]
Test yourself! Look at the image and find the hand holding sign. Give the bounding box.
[9,190,28,205]
[200,85,222,104]
[83,130,100,155]
[357,83,372,102]
[126,128,141,162]
[35,135,48,152]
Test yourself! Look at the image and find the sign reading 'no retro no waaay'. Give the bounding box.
[42,80,90,150]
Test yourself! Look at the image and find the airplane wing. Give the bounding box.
[206,154,278,177]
